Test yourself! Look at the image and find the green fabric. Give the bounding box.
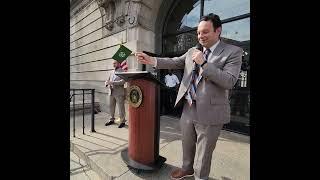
[112,44,132,63]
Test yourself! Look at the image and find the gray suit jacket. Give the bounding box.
[156,41,242,125]
[106,68,126,96]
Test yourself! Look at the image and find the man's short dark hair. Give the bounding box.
[199,13,222,32]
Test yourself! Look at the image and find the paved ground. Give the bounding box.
[70,151,101,180]
[70,112,250,180]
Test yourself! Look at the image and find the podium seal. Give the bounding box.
[127,85,143,108]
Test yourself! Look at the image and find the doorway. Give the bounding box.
[157,0,250,135]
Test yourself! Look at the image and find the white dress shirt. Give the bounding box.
[165,74,180,87]
[202,40,220,60]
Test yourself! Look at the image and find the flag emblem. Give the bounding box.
[112,44,132,63]
[119,52,126,58]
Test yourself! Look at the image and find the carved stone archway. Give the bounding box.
[96,0,116,31]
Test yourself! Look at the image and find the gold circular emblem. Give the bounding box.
[127,85,143,108]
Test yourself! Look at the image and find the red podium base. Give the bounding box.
[121,148,166,171]
[115,71,166,172]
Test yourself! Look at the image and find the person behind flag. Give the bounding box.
[105,60,126,128]
[135,13,243,180]
[120,60,128,71]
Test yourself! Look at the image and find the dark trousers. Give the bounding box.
[165,87,177,113]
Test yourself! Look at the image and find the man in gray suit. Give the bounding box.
[105,60,126,128]
[135,13,242,180]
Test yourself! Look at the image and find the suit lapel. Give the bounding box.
[208,41,225,62]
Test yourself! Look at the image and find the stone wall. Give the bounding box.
[70,0,165,115]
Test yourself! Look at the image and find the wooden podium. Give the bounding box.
[115,71,166,171]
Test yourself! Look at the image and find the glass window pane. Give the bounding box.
[222,18,250,129]
[163,31,198,54]
[204,0,250,20]
[221,17,250,42]
[164,0,200,35]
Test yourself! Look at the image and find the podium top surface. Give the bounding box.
[115,71,164,86]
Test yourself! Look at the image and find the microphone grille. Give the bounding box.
[196,43,203,51]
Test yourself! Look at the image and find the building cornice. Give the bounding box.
[70,0,95,18]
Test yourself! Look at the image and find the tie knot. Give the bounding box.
[204,49,211,55]
[204,49,211,60]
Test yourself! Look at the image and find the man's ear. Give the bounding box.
[216,27,222,35]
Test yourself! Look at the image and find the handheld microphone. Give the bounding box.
[193,43,203,71]
[196,43,203,51]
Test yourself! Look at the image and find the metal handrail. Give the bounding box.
[70,89,96,137]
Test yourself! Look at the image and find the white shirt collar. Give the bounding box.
[203,40,220,53]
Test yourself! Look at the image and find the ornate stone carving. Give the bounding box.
[105,21,114,30]
[95,0,141,35]
[116,15,125,26]
[71,0,94,18]
[104,1,115,30]
[97,0,116,31]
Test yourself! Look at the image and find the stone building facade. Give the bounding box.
[70,0,166,113]
[70,0,250,134]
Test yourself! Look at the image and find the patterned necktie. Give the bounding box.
[186,48,211,106]
[204,48,211,63]
[197,48,211,82]
[195,49,211,74]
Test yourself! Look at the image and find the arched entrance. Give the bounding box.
[155,0,250,135]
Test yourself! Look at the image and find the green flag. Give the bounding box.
[112,44,132,63]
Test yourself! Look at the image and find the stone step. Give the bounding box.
[70,122,131,180]
[70,151,101,180]
[71,141,115,180]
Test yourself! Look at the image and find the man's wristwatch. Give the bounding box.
[201,61,207,67]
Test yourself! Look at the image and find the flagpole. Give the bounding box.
[121,35,123,45]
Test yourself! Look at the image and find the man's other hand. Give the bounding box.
[135,52,156,66]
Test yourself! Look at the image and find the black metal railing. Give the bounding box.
[70,89,96,137]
